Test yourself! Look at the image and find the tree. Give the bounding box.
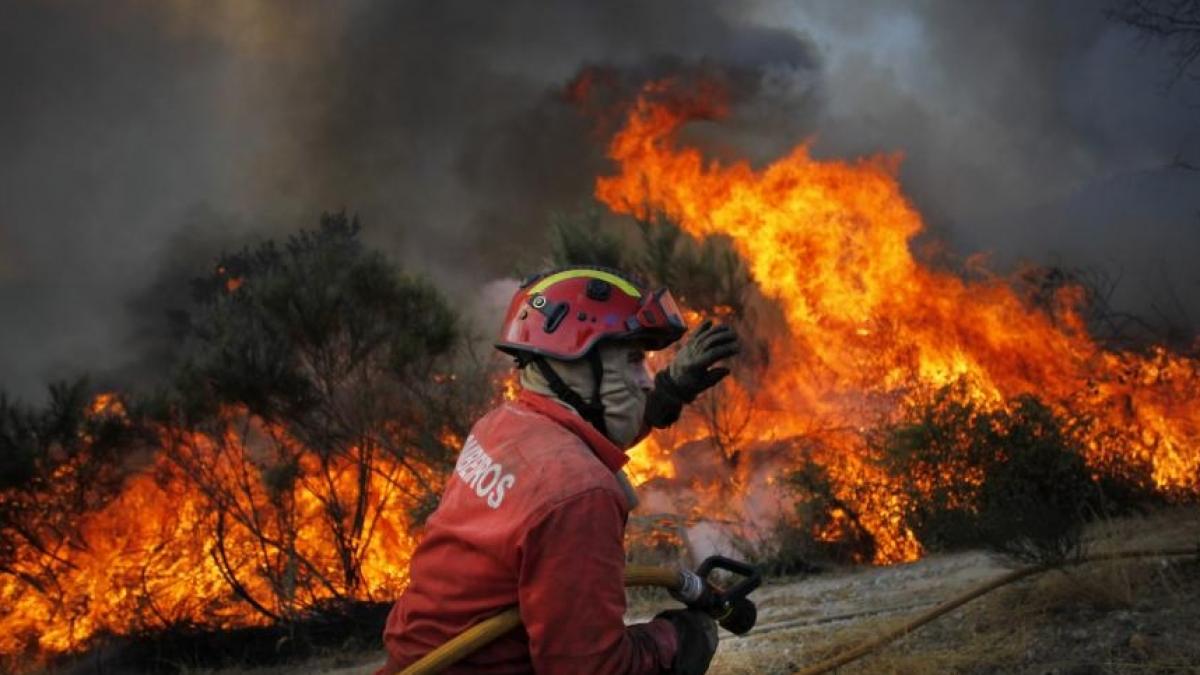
[547,206,627,270]
[167,212,487,617]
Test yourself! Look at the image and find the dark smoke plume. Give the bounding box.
[1,0,1197,400]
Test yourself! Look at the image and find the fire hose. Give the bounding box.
[399,555,762,675]
[397,546,1197,675]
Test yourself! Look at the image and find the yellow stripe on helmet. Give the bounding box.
[527,269,642,298]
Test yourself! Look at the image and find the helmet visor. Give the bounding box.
[651,288,687,332]
[625,288,687,348]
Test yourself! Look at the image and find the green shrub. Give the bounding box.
[881,384,1100,565]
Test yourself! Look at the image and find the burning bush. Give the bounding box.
[0,214,494,666]
[0,383,155,662]
[166,212,481,610]
[732,457,876,572]
[878,384,1102,564]
[761,386,1154,569]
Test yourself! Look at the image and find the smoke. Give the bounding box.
[1,0,1197,400]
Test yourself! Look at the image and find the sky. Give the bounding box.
[1,0,1197,401]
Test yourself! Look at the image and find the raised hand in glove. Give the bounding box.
[644,321,740,428]
[656,609,719,675]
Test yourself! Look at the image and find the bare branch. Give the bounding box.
[1109,0,1200,85]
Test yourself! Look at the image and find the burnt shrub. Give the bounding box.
[731,511,827,577]
[788,460,879,564]
[881,384,1101,565]
[763,457,880,567]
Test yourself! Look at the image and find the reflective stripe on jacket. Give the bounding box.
[378,390,677,674]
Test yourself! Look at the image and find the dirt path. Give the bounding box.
[708,509,1200,674]
[236,509,1200,675]
[712,551,1004,655]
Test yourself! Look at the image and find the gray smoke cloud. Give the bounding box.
[1,0,1197,401]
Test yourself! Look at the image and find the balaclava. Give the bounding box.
[519,341,651,449]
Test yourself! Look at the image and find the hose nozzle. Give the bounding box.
[676,556,762,635]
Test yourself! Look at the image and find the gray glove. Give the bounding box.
[644,321,740,428]
[656,609,719,674]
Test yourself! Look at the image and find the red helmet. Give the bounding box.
[496,266,687,361]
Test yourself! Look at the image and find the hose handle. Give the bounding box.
[696,555,762,603]
[675,555,761,635]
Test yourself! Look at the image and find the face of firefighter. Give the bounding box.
[517,342,652,449]
[597,343,653,448]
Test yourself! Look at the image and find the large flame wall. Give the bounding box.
[608,82,1200,561]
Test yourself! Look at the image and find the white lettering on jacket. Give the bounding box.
[454,435,516,509]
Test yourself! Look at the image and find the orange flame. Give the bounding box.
[597,81,1199,562]
[499,370,520,402]
[0,402,425,659]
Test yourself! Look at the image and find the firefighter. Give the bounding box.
[379,266,739,674]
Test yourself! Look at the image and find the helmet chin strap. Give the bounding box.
[531,351,609,439]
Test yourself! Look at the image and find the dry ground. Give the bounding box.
[198,508,1200,675]
[708,507,1200,675]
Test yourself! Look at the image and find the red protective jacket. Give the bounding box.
[378,391,678,674]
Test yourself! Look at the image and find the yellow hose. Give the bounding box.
[399,565,682,675]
